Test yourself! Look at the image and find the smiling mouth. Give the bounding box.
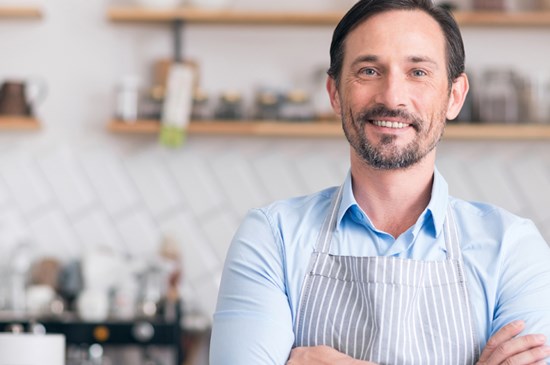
[371,120,410,129]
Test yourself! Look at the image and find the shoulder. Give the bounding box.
[256,186,337,225]
[449,196,519,223]
[240,186,337,250]
[448,196,547,252]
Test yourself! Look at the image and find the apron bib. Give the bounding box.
[294,186,480,365]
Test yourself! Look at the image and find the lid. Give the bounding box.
[220,91,242,103]
[257,92,278,105]
[286,89,309,103]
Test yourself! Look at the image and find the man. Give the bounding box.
[210,0,550,364]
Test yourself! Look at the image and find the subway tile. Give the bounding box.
[466,158,524,215]
[167,153,225,217]
[0,179,11,206]
[37,147,95,217]
[293,155,343,194]
[506,157,550,222]
[72,209,124,255]
[81,150,140,217]
[199,210,239,262]
[251,153,306,202]
[115,211,162,258]
[159,212,220,282]
[0,156,53,216]
[436,156,479,201]
[0,210,31,264]
[28,209,80,261]
[189,273,222,325]
[125,155,184,219]
[210,154,267,214]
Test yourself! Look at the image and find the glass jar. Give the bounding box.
[472,0,505,10]
[477,69,521,124]
[528,75,550,124]
[254,90,281,120]
[115,76,141,122]
[215,91,244,120]
[279,89,315,122]
[138,85,164,120]
[191,89,212,121]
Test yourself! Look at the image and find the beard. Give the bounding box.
[342,104,446,170]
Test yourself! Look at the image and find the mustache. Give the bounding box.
[355,105,422,130]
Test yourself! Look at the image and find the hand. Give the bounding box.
[477,320,550,365]
[286,346,377,365]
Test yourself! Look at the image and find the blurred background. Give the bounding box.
[1,0,550,364]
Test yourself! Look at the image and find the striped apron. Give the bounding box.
[294,186,480,364]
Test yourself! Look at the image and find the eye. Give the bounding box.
[412,69,427,77]
[359,68,378,77]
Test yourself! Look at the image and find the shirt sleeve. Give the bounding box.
[210,208,294,365]
[491,218,550,344]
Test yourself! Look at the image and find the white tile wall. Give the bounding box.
[81,150,141,217]
[1,136,550,329]
[0,154,54,217]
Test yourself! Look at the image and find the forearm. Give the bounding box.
[287,346,378,365]
[476,320,550,365]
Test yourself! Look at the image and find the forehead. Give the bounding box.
[344,9,446,64]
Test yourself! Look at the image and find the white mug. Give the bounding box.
[76,289,109,322]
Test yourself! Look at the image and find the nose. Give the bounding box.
[372,73,407,110]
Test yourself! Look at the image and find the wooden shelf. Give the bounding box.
[107,7,343,25]
[445,123,550,139]
[108,119,342,137]
[0,116,41,130]
[107,7,550,27]
[107,119,550,140]
[0,6,42,19]
[454,11,550,27]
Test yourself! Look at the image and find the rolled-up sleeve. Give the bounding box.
[210,208,294,365]
[492,219,550,346]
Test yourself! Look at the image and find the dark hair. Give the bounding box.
[328,0,465,87]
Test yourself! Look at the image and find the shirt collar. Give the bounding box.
[336,167,449,238]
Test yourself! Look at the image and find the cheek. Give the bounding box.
[346,87,376,111]
[415,88,449,117]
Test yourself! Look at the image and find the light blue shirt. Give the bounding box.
[211,169,550,365]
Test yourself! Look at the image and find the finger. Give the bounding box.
[528,361,548,365]
[486,335,548,365]
[509,345,550,365]
[288,347,305,358]
[478,320,525,362]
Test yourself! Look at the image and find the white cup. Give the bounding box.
[76,290,109,322]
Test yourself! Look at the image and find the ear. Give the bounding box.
[326,76,342,116]
[446,73,469,120]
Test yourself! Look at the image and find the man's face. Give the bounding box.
[328,9,467,170]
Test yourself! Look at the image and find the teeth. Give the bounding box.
[372,120,408,129]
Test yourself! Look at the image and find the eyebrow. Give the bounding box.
[408,55,438,68]
[351,54,439,69]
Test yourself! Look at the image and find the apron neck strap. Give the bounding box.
[315,185,461,261]
[315,185,344,253]
[443,205,461,260]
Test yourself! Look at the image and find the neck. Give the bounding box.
[350,151,435,238]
